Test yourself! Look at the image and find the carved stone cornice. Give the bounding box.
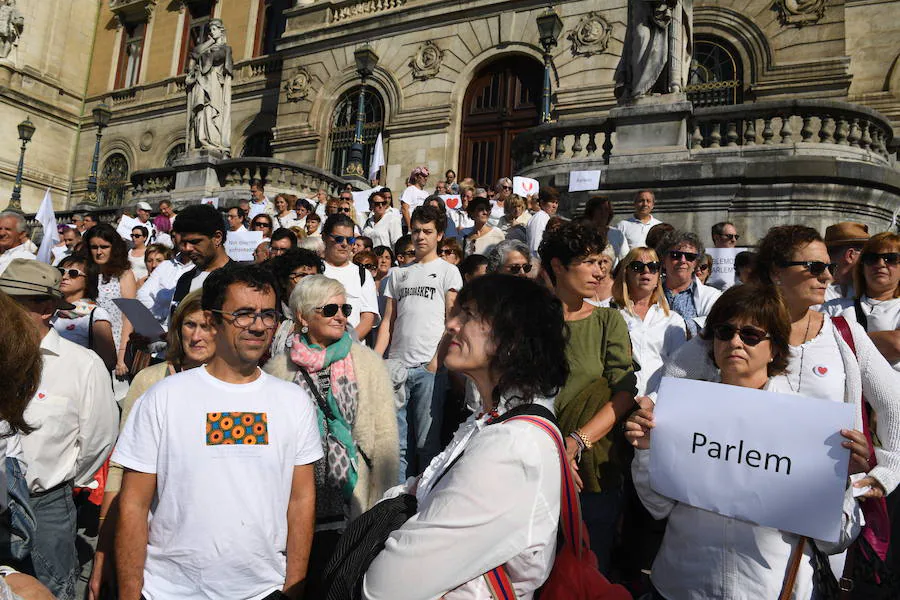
[773,0,827,27]
[109,0,159,27]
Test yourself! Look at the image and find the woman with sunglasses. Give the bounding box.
[128,226,149,281]
[824,232,900,372]
[264,275,398,595]
[437,239,463,265]
[52,255,117,370]
[486,239,533,278]
[250,213,275,240]
[626,283,867,600]
[461,197,505,257]
[694,253,713,285]
[613,247,687,396]
[362,191,402,249]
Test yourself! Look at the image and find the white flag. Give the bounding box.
[369,132,385,181]
[35,188,58,264]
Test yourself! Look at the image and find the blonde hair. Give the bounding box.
[612,247,671,316]
[166,289,208,370]
[504,194,526,216]
[290,275,346,322]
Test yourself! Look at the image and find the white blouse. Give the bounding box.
[362,212,403,249]
[824,295,900,371]
[362,397,561,600]
[619,304,687,396]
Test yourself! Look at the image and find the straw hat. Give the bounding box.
[0,259,75,309]
[823,222,870,248]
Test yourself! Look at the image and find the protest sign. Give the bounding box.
[224,230,264,262]
[248,203,267,220]
[116,215,140,242]
[352,186,383,217]
[707,247,747,290]
[440,194,462,209]
[568,170,602,193]
[513,176,539,197]
[650,377,854,542]
[201,197,219,208]
[113,298,166,339]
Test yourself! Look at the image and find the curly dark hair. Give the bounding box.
[538,219,607,285]
[82,223,131,282]
[264,248,324,302]
[58,255,99,300]
[411,203,448,234]
[754,225,823,285]
[202,263,279,322]
[0,292,39,435]
[454,274,569,405]
[700,283,791,377]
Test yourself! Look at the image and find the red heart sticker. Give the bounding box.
[38,393,45,400]
[445,196,460,209]
[66,324,76,331]
[813,365,828,377]
[524,182,535,192]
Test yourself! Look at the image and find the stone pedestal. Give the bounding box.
[171,150,225,201]
[609,94,692,164]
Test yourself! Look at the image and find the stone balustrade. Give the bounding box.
[330,0,407,23]
[689,99,895,165]
[512,117,615,171]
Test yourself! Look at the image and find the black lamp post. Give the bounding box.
[85,103,112,206]
[536,7,563,124]
[7,117,36,212]
[344,46,379,179]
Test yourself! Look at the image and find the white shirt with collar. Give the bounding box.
[618,304,687,396]
[362,212,403,249]
[616,215,663,249]
[824,295,900,371]
[20,328,118,493]
[0,243,36,275]
[363,396,561,600]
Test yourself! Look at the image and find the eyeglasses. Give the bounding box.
[628,260,661,274]
[695,264,710,272]
[861,252,900,267]
[131,233,144,239]
[710,323,771,347]
[315,303,352,318]
[57,268,85,279]
[252,222,273,229]
[716,233,740,242]
[289,271,313,282]
[329,235,357,245]
[371,201,389,207]
[505,263,533,274]
[337,207,352,214]
[438,249,456,257]
[359,263,377,271]
[668,251,699,262]
[210,309,279,329]
[501,186,512,191]
[776,260,836,276]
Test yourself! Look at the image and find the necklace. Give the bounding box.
[789,312,813,393]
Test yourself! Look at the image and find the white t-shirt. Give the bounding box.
[111,367,324,600]
[400,185,429,211]
[384,258,463,367]
[824,295,900,371]
[616,216,663,249]
[526,210,551,257]
[773,316,847,403]
[488,201,505,227]
[51,303,112,349]
[324,261,381,328]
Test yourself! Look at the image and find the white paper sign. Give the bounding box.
[247,202,267,220]
[116,215,140,242]
[201,197,219,208]
[113,298,166,339]
[650,377,855,542]
[513,176,539,197]
[707,247,747,290]
[224,230,264,262]
[352,186,384,218]
[567,170,602,193]
[440,194,462,210]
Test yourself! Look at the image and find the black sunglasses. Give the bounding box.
[696,264,710,272]
[506,264,533,274]
[716,233,740,241]
[360,263,377,271]
[371,201,389,207]
[711,324,771,346]
[628,260,661,274]
[315,303,353,318]
[776,260,836,276]
[337,207,352,214]
[861,252,900,267]
[329,235,357,245]
[668,251,699,262]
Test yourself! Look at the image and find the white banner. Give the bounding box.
[116,215,141,242]
[512,176,539,197]
[224,230,264,262]
[201,197,219,208]
[650,377,855,542]
[439,194,462,210]
[567,170,602,193]
[352,186,384,218]
[706,247,747,290]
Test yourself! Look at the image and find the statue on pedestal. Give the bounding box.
[0,0,24,59]
[185,19,233,156]
[614,0,693,102]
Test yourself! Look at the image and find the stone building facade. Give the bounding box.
[2,0,899,232]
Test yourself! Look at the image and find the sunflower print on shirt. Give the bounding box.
[206,412,268,445]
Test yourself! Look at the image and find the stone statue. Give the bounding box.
[185,19,233,156]
[0,0,25,59]
[614,0,693,102]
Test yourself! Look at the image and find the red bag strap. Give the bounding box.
[831,316,875,465]
[483,415,583,600]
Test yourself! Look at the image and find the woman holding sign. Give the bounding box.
[626,284,868,599]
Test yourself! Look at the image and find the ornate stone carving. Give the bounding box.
[410,40,443,81]
[774,0,826,27]
[139,130,154,152]
[567,12,611,57]
[0,0,25,59]
[284,67,312,102]
[109,0,159,27]
[331,0,406,24]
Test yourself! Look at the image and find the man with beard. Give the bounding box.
[170,204,232,315]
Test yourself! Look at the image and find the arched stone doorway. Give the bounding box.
[459,55,542,187]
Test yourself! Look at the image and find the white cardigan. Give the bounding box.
[661,315,900,494]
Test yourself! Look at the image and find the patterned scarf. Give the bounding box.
[56,298,96,320]
[290,332,360,500]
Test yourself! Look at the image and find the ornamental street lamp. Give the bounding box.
[85,102,112,206]
[6,116,36,212]
[536,7,563,123]
[344,46,379,180]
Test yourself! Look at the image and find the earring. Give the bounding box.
[301,325,309,334]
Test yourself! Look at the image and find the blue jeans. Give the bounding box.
[401,366,448,479]
[579,487,624,577]
[29,482,77,600]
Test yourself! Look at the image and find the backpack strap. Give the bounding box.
[853,298,868,332]
[87,307,95,350]
[358,263,366,286]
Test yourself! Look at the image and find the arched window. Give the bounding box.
[686,38,743,107]
[328,86,384,177]
[164,143,186,167]
[98,153,130,206]
[241,131,274,158]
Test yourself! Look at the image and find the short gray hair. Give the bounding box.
[657,229,705,260]
[0,211,26,233]
[486,239,530,273]
[298,236,324,256]
[289,275,346,321]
